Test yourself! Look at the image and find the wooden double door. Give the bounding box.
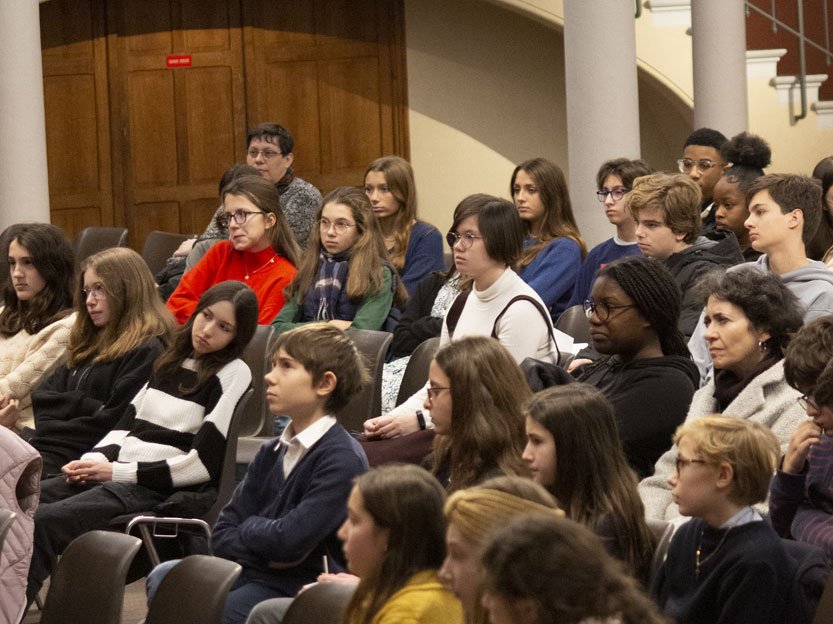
[40,0,408,248]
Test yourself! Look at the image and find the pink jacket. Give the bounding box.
[0,427,40,624]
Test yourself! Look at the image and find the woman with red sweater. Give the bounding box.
[167,174,300,325]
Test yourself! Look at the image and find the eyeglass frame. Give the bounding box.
[318,217,357,235]
[215,210,266,229]
[583,300,637,322]
[798,394,820,411]
[82,284,107,301]
[246,148,284,160]
[426,386,451,400]
[677,158,723,174]
[675,456,706,475]
[446,231,485,250]
[596,187,631,202]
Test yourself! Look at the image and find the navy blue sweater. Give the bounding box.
[652,519,790,624]
[212,424,368,596]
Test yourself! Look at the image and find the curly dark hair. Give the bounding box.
[720,132,771,194]
[695,268,803,356]
[784,316,833,406]
[596,255,689,357]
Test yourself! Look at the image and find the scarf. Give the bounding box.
[276,168,295,195]
[712,351,780,411]
[310,250,350,321]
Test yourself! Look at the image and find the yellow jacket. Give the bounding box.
[350,569,464,624]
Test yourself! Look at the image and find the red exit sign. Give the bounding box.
[166,55,192,68]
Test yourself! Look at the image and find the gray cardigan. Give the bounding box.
[638,359,805,524]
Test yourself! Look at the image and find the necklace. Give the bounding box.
[695,526,733,579]
[243,253,278,281]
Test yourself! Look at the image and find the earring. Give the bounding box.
[758,339,767,352]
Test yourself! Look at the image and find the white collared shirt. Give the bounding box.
[276,416,337,477]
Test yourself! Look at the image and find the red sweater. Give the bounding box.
[167,241,297,325]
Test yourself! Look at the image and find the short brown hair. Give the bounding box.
[270,324,369,414]
[784,316,833,407]
[673,416,779,506]
[595,158,655,190]
[745,173,823,243]
[627,172,702,244]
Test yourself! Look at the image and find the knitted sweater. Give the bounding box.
[167,241,297,325]
[639,360,804,523]
[519,236,582,316]
[81,358,251,491]
[652,519,789,624]
[212,424,368,596]
[346,570,464,624]
[0,310,76,430]
[28,339,165,470]
[770,434,833,565]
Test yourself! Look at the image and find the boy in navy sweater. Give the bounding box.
[148,324,369,624]
[652,416,790,624]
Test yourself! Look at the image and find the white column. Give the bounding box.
[0,0,51,229]
[563,0,641,248]
[691,0,748,135]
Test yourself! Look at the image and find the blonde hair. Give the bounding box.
[673,415,779,506]
[627,172,702,244]
[68,248,174,366]
[444,477,563,624]
[365,156,417,272]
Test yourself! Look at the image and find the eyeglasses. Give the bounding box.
[215,210,266,229]
[798,394,819,411]
[319,218,357,235]
[82,284,107,301]
[426,386,450,400]
[677,158,721,174]
[583,300,637,321]
[596,188,630,202]
[247,148,283,161]
[446,231,484,250]
[675,457,706,475]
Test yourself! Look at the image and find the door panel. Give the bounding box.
[40,0,407,247]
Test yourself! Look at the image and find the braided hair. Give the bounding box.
[596,256,689,357]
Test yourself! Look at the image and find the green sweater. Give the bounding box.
[271,267,393,335]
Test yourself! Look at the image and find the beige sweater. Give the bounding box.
[0,309,76,430]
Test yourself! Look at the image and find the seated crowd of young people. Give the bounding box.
[4,122,833,624]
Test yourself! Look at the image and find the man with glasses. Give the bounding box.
[770,317,833,564]
[629,172,742,339]
[568,158,655,308]
[678,127,728,235]
[185,123,322,267]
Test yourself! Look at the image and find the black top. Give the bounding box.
[652,519,790,624]
[390,272,449,358]
[576,355,699,478]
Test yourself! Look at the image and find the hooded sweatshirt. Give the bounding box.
[688,256,833,384]
[576,354,700,478]
[664,232,744,339]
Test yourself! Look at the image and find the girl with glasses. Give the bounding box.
[640,268,805,525]
[27,281,258,606]
[167,173,300,325]
[0,223,75,432]
[364,194,564,442]
[572,255,699,477]
[424,336,529,492]
[523,383,655,584]
[272,186,406,335]
[27,248,175,478]
[510,158,586,317]
[568,158,655,308]
[364,156,445,295]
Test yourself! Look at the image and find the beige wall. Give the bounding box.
[405,0,694,247]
